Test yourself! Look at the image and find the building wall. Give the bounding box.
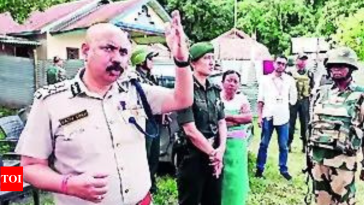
[47,31,86,60]
[123,5,165,29]
[32,33,48,60]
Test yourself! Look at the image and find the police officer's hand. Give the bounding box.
[165,10,189,62]
[67,172,109,203]
[360,170,364,181]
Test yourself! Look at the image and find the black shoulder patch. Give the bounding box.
[34,82,68,100]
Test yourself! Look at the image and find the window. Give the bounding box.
[66,47,79,59]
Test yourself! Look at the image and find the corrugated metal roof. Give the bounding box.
[0,12,20,34]
[9,0,95,34]
[0,35,40,46]
[51,0,144,33]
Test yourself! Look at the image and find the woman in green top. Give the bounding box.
[220,70,253,205]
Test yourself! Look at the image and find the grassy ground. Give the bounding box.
[6,119,364,205]
[247,122,364,205]
[11,121,364,205]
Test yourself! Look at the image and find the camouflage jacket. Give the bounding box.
[309,82,364,171]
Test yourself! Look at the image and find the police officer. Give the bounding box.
[308,47,364,205]
[15,10,193,205]
[131,46,162,193]
[287,53,314,153]
[177,42,227,205]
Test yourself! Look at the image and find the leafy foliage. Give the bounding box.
[2,0,364,57]
[165,0,234,43]
[332,8,364,60]
[236,0,316,55]
[315,0,364,37]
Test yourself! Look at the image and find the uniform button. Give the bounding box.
[120,167,124,171]
[116,143,121,147]
[125,189,129,194]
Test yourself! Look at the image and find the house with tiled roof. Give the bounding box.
[0,13,40,57]
[211,28,272,85]
[1,0,170,60]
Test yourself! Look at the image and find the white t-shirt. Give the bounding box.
[257,73,297,125]
[222,93,251,138]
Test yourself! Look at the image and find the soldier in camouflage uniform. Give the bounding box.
[308,47,364,205]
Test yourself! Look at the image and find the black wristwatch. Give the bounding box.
[174,57,190,67]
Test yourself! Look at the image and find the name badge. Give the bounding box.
[59,110,89,126]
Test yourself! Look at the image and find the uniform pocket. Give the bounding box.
[55,124,101,160]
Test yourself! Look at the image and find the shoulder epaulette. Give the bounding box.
[34,82,69,100]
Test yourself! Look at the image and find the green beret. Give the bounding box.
[189,42,214,61]
[131,46,158,66]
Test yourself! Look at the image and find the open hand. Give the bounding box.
[165,10,189,62]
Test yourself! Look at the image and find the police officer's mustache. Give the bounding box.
[106,62,125,73]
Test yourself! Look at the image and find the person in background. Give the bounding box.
[255,55,297,180]
[130,46,162,194]
[177,42,227,205]
[47,56,66,85]
[220,70,252,205]
[287,53,314,153]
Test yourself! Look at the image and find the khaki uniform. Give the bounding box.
[16,69,171,205]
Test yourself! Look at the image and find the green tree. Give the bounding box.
[315,0,364,36]
[332,8,364,60]
[165,0,235,43]
[236,0,316,54]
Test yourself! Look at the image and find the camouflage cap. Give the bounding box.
[189,42,214,61]
[325,47,359,70]
[130,46,159,66]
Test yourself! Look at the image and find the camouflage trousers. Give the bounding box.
[312,163,356,205]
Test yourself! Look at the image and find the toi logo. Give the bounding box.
[0,167,23,191]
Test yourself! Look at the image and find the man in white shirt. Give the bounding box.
[255,55,297,180]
